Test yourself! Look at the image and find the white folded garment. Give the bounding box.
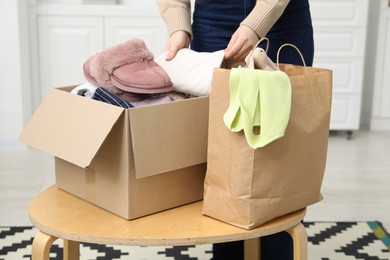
[155,49,225,96]
[71,82,98,98]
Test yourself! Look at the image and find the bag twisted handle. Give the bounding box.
[276,43,307,68]
[277,43,323,114]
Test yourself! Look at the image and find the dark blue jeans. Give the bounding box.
[191,0,314,259]
[191,0,314,66]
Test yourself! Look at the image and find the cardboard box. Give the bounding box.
[19,87,208,219]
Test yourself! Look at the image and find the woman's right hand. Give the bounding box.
[164,30,191,61]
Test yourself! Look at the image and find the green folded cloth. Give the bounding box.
[223,67,292,149]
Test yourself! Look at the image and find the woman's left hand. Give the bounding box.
[224,25,259,62]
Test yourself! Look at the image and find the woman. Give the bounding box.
[156,0,313,65]
[156,0,314,259]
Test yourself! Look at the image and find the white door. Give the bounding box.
[38,16,104,99]
[105,17,168,56]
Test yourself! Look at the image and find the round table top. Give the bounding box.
[29,186,306,246]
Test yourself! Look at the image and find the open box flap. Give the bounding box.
[129,96,209,179]
[19,88,124,168]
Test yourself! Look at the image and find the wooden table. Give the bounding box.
[29,186,307,260]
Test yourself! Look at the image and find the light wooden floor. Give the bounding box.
[1,130,389,231]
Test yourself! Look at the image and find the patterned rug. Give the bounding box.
[1,221,389,259]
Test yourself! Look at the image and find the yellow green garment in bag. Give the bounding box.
[223,67,292,149]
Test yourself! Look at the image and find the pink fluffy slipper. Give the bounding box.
[83,39,173,101]
[111,60,173,94]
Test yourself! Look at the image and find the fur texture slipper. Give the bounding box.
[83,39,173,101]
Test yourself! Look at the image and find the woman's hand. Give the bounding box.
[164,30,191,61]
[224,25,259,62]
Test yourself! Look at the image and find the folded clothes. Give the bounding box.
[72,82,176,109]
[72,83,132,108]
[223,67,292,148]
[70,82,98,98]
[130,94,172,107]
[93,87,134,108]
[155,48,225,96]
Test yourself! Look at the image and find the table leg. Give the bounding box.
[32,231,58,260]
[286,223,308,260]
[63,240,80,260]
[244,237,261,260]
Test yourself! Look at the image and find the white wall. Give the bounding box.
[0,0,30,150]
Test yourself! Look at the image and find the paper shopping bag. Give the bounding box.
[202,62,332,229]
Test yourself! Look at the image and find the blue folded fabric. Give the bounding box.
[93,87,134,108]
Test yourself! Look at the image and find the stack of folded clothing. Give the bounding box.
[155,48,225,97]
[72,38,188,108]
[73,38,229,107]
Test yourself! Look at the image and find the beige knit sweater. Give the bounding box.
[156,0,290,39]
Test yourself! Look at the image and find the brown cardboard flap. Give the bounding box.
[19,88,124,168]
[129,96,209,179]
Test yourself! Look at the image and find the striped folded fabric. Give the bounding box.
[93,87,134,109]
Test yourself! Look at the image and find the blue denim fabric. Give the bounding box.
[191,0,256,52]
[191,0,314,66]
[213,232,293,260]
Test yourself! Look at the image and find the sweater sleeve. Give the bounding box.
[241,0,290,38]
[156,0,192,38]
